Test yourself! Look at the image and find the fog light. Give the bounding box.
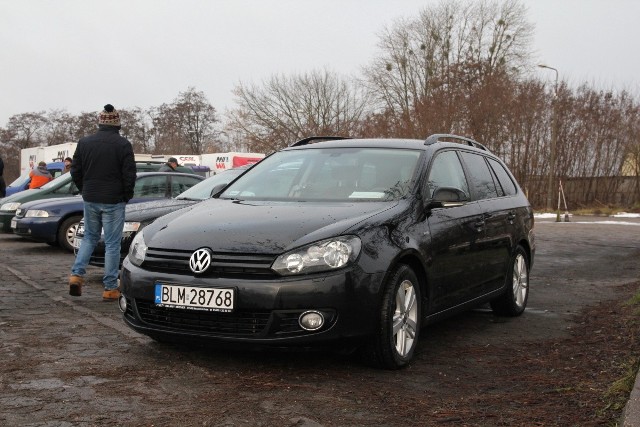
[299,311,324,331]
[118,295,127,313]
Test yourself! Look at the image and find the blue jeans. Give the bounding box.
[71,201,125,290]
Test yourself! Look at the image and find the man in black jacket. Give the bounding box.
[0,156,5,197]
[69,104,136,301]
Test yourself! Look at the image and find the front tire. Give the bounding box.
[57,215,82,253]
[363,264,421,369]
[490,245,529,316]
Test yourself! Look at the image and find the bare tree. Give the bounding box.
[363,0,533,135]
[149,88,220,155]
[227,69,369,152]
[0,112,48,181]
[2,112,48,150]
[72,112,100,141]
[119,107,153,153]
[44,110,77,146]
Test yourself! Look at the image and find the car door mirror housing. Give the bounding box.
[429,187,469,208]
[209,183,228,198]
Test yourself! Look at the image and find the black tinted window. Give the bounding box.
[134,176,167,198]
[426,151,469,199]
[459,152,498,200]
[488,158,517,196]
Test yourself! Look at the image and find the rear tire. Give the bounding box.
[57,215,82,253]
[363,264,421,369]
[490,245,529,316]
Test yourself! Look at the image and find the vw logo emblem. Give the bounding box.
[189,248,212,274]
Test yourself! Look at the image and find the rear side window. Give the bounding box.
[134,176,167,198]
[459,152,498,200]
[170,175,201,197]
[487,158,517,196]
[426,150,469,199]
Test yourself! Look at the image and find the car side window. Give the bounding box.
[170,175,201,197]
[426,150,469,199]
[459,152,499,200]
[487,158,517,196]
[134,176,168,198]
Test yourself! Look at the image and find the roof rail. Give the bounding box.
[289,136,351,147]
[424,134,488,151]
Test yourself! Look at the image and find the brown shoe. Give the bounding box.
[69,275,84,296]
[102,288,121,301]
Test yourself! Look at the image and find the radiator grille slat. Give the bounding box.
[142,247,278,278]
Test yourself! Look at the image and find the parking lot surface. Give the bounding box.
[1,215,639,426]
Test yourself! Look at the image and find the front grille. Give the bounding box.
[14,225,29,234]
[142,247,278,278]
[136,300,274,335]
[134,300,305,337]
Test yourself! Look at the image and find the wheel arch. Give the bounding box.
[386,249,430,309]
[57,211,83,237]
[516,238,533,268]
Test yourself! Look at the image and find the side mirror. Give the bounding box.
[209,183,229,198]
[428,187,469,208]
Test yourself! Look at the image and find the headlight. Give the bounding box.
[272,235,361,276]
[25,210,50,218]
[123,221,141,233]
[1,202,21,211]
[128,229,147,266]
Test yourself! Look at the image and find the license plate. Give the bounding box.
[72,237,82,249]
[10,218,16,229]
[154,282,234,312]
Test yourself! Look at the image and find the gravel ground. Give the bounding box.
[0,215,639,426]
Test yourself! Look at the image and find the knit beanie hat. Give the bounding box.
[98,104,121,126]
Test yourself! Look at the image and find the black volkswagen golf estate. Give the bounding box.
[120,134,535,369]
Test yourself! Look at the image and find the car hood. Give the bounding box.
[1,188,51,205]
[125,199,201,222]
[18,196,83,212]
[144,198,400,254]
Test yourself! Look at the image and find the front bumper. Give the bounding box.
[0,211,16,232]
[74,231,136,267]
[120,257,386,346]
[11,216,60,243]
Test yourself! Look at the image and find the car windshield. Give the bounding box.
[220,147,422,202]
[38,171,72,190]
[175,168,246,200]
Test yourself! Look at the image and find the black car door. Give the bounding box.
[459,152,512,294]
[422,150,486,311]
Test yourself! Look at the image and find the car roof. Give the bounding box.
[17,172,204,208]
[135,171,204,178]
[285,135,494,156]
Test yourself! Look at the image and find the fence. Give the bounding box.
[526,176,640,209]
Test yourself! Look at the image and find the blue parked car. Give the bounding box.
[11,172,204,252]
[4,161,66,197]
[74,165,251,267]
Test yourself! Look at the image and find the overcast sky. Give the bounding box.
[1,0,639,126]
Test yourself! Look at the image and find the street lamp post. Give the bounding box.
[538,64,559,214]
